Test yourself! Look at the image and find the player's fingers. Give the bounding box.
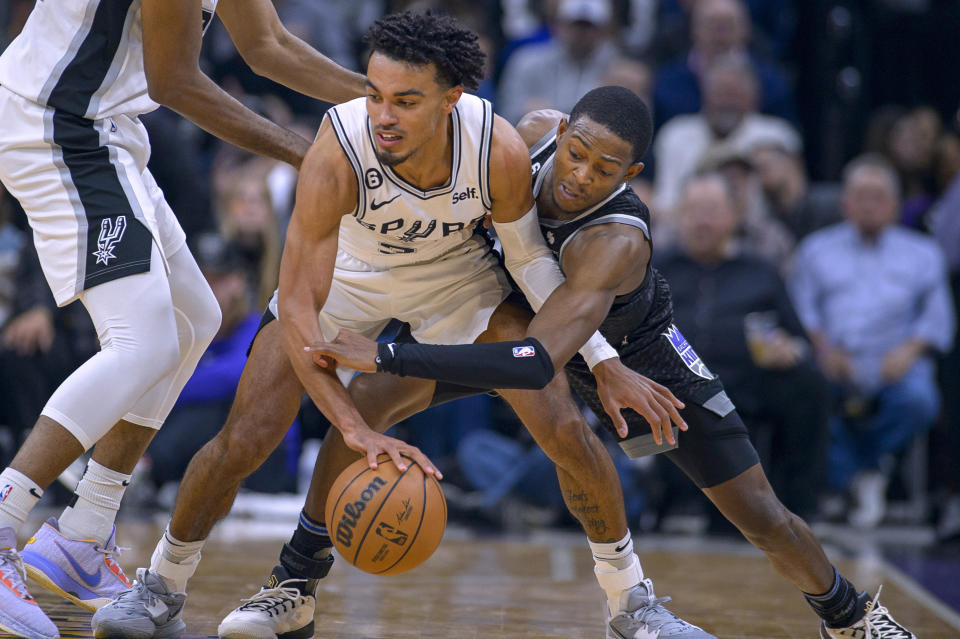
[365,447,380,470]
[646,399,672,445]
[406,448,443,480]
[656,392,688,432]
[635,402,662,445]
[383,443,409,473]
[648,379,685,409]
[601,398,629,438]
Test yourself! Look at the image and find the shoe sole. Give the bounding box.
[0,615,59,639]
[23,556,110,613]
[219,619,314,639]
[93,618,186,639]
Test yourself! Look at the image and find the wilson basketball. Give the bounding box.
[325,454,446,575]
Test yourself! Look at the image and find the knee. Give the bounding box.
[537,416,595,468]
[211,415,281,478]
[193,294,222,348]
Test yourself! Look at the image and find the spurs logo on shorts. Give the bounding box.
[662,324,714,380]
[93,216,127,266]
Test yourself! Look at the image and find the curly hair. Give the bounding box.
[364,11,486,91]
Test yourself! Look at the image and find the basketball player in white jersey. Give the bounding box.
[0,2,377,637]
[92,11,689,639]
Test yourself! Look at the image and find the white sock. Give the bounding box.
[150,525,204,592]
[0,468,43,533]
[59,459,130,545]
[590,531,645,614]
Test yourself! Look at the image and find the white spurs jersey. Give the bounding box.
[328,93,495,267]
[0,0,218,119]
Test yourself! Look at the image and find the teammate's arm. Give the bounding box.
[217,0,365,105]
[142,0,307,168]
[278,120,438,475]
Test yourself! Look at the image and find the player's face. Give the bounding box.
[551,116,643,214]
[365,52,462,167]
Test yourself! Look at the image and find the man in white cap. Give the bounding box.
[498,0,619,124]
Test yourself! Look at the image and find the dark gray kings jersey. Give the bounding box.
[528,129,731,423]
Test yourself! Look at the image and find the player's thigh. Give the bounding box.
[475,300,534,343]
[219,319,304,459]
[498,372,593,461]
[348,372,436,432]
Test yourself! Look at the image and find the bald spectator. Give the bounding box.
[653,56,800,214]
[497,0,619,124]
[653,0,794,127]
[790,154,956,529]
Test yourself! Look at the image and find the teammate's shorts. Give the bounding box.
[263,234,512,385]
[565,324,760,487]
[0,87,184,306]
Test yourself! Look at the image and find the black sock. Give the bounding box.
[803,567,868,628]
[289,510,334,560]
[279,510,334,595]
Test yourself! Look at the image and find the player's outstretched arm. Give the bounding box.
[217,0,365,105]
[278,121,438,476]
[142,0,309,168]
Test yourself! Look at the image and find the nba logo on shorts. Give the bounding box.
[0,484,12,504]
[662,324,714,380]
[513,345,536,358]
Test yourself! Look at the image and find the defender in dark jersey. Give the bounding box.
[311,87,916,639]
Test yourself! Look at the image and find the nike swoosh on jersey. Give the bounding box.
[55,541,102,587]
[370,195,400,210]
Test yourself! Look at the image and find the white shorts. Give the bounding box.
[0,87,184,306]
[269,234,511,384]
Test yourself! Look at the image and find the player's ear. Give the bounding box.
[441,85,463,113]
[624,162,645,182]
[557,118,569,137]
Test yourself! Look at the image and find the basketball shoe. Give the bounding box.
[217,565,315,639]
[0,526,59,639]
[820,587,916,638]
[20,517,132,612]
[90,568,186,639]
[607,578,715,639]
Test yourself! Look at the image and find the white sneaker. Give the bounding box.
[218,566,315,639]
[849,471,888,529]
[607,578,715,639]
[820,586,915,638]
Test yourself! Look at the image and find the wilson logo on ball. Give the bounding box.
[335,476,387,548]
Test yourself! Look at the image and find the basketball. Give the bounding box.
[325,453,446,575]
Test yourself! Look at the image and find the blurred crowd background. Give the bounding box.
[0,0,958,542]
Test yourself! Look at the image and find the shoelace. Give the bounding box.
[114,568,168,609]
[238,579,307,614]
[0,548,33,600]
[623,578,702,634]
[857,587,911,639]
[92,543,132,585]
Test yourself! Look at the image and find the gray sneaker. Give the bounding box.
[91,568,186,639]
[607,578,715,639]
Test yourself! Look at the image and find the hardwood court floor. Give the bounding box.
[9,518,960,639]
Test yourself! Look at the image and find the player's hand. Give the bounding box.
[340,426,442,480]
[2,307,55,356]
[305,330,379,372]
[592,358,686,444]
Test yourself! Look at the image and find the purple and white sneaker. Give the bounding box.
[0,525,59,639]
[20,517,132,612]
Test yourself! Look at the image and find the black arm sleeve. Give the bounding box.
[377,337,556,390]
